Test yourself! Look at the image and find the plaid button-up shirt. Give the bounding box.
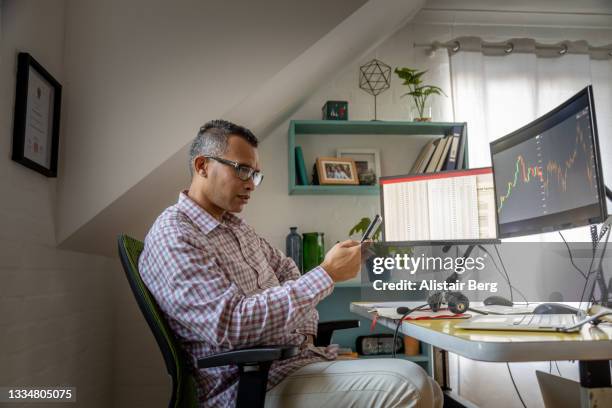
[139,191,337,407]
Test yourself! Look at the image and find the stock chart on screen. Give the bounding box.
[494,107,599,224]
[491,86,607,238]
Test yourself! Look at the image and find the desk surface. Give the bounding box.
[350,302,612,363]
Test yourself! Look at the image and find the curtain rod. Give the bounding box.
[414,39,612,57]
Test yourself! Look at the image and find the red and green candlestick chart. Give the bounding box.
[497,127,596,213]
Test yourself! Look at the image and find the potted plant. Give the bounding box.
[349,217,383,242]
[394,67,446,122]
[349,217,412,282]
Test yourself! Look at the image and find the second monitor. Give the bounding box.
[380,167,498,243]
[490,85,608,238]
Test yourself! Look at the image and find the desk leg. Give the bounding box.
[579,360,612,408]
[432,346,476,408]
[432,346,451,391]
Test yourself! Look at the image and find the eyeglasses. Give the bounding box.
[204,156,264,186]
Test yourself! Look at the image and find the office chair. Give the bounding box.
[117,234,359,408]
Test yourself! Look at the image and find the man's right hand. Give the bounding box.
[321,240,362,282]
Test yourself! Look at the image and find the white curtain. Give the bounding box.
[450,44,612,242]
[448,41,612,407]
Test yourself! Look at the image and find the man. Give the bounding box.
[139,120,442,407]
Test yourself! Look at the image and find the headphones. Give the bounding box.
[427,291,470,314]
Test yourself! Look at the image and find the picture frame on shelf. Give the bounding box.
[315,157,359,185]
[12,52,62,177]
[336,148,381,185]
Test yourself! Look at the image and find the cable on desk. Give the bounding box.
[478,245,529,303]
[493,245,514,303]
[554,361,562,377]
[392,304,428,358]
[578,260,596,311]
[506,363,528,408]
[558,231,587,279]
[578,226,610,309]
[592,227,611,304]
[467,307,492,315]
[579,224,607,307]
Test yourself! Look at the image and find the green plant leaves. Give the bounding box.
[349,217,382,241]
[394,68,427,86]
[349,217,371,236]
[394,66,446,118]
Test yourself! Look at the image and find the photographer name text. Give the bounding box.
[372,279,498,293]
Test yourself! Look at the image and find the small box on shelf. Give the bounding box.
[322,100,348,120]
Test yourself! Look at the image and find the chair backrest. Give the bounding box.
[117,234,198,408]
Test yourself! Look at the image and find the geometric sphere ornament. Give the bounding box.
[359,59,391,120]
[359,59,391,96]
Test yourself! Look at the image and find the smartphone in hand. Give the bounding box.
[360,214,382,243]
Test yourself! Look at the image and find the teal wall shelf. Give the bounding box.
[288,120,469,195]
[293,119,470,375]
[291,184,379,195]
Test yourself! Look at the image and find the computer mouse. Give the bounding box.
[533,303,579,315]
[483,296,514,307]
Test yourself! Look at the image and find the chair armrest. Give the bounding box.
[315,320,360,347]
[197,346,299,369]
[318,319,360,332]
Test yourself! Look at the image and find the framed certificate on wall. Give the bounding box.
[12,52,62,177]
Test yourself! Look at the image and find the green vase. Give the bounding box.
[302,232,324,273]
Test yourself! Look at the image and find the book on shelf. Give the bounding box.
[435,135,453,172]
[411,138,439,174]
[425,135,449,173]
[455,125,466,170]
[409,146,425,174]
[443,126,462,171]
[410,138,433,173]
[295,146,308,185]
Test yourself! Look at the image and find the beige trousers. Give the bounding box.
[265,358,443,408]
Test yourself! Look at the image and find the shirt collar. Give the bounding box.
[177,190,243,234]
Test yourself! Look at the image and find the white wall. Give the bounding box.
[241,16,612,408]
[55,0,367,246]
[55,0,430,260]
[0,1,115,406]
[111,260,170,407]
[241,22,454,247]
[3,1,610,407]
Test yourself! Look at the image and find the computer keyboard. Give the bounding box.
[512,314,577,328]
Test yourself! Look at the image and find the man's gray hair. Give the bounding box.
[188,119,258,176]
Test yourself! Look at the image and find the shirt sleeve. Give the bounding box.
[258,236,301,283]
[148,225,334,349]
[258,236,321,336]
[299,308,320,337]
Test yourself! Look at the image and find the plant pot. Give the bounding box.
[411,105,432,122]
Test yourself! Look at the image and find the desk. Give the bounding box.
[350,301,612,408]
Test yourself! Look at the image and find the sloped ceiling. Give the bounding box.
[58,0,612,257]
[58,0,427,256]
